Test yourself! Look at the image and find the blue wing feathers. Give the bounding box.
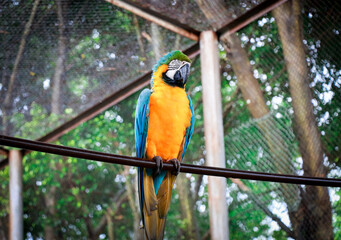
[135,89,151,227]
[135,89,151,158]
[134,89,195,228]
[182,93,195,160]
[135,89,151,159]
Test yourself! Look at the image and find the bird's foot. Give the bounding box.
[152,156,163,177]
[168,158,181,176]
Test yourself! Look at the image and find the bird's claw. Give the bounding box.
[152,156,163,177]
[168,158,181,176]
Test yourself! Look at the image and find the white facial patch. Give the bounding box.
[165,69,177,79]
[166,60,190,80]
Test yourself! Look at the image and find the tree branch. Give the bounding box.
[202,230,210,240]
[193,174,203,204]
[3,0,40,135]
[4,0,40,109]
[231,179,295,238]
[133,14,146,58]
[93,189,128,236]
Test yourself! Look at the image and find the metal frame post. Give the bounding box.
[200,31,229,240]
[9,150,23,240]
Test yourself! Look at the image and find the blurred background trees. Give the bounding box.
[0,0,340,239]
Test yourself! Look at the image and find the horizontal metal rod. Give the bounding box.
[1,135,340,187]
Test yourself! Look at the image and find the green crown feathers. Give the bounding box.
[152,50,191,73]
[151,50,191,86]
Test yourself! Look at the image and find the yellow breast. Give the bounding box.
[145,65,191,161]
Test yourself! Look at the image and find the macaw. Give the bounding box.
[135,50,195,240]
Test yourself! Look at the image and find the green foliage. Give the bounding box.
[19,104,136,238]
[1,0,340,239]
[334,188,341,239]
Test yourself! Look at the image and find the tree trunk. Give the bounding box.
[273,1,333,239]
[221,34,270,118]
[44,185,57,240]
[51,0,66,114]
[0,218,7,240]
[91,189,128,239]
[133,15,146,59]
[1,50,10,135]
[44,2,67,238]
[106,211,114,240]
[176,176,200,240]
[151,23,164,61]
[124,166,144,240]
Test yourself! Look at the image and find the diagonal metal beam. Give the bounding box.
[38,43,199,144]
[217,0,288,38]
[105,0,200,41]
[39,72,150,143]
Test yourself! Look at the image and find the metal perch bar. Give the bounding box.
[1,135,340,187]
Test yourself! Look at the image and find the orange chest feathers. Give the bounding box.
[145,83,192,161]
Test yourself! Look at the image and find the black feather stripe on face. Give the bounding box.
[162,72,185,88]
[163,63,190,88]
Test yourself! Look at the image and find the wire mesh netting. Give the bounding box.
[0,0,340,239]
[129,0,266,31]
[219,0,340,239]
[0,0,195,140]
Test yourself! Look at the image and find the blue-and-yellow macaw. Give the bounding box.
[135,51,195,240]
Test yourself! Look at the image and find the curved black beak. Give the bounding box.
[178,63,190,86]
[163,63,190,88]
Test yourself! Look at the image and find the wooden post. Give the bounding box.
[200,31,229,240]
[9,150,23,240]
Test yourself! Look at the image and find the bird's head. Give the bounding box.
[151,50,191,88]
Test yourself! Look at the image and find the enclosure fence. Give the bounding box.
[1,0,340,239]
